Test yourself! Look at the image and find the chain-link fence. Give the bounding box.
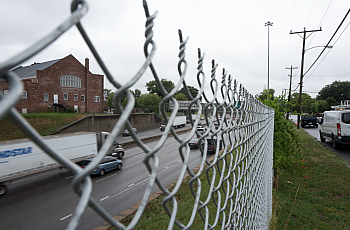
[0,0,274,229]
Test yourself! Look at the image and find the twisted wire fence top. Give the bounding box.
[0,1,274,229]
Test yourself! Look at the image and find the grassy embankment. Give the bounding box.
[0,113,87,141]
[110,129,350,229]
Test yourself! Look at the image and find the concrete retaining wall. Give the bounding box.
[52,113,163,135]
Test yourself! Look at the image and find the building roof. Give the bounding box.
[11,58,62,79]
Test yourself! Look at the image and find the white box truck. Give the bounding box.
[160,116,186,131]
[0,131,124,196]
[319,110,350,149]
[173,116,186,128]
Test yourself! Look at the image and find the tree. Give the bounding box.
[326,96,337,108]
[317,81,350,103]
[106,91,127,109]
[134,88,141,98]
[311,100,329,113]
[174,93,188,101]
[146,78,175,97]
[106,92,115,109]
[289,92,316,114]
[139,93,161,113]
[176,86,201,101]
[256,88,275,101]
[103,89,112,101]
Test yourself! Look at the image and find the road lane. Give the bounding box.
[0,130,212,230]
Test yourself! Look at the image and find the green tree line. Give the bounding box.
[257,80,349,114]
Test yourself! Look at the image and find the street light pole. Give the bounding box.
[265,21,273,90]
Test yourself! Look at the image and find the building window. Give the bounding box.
[81,95,85,102]
[94,96,100,102]
[74,94,78,101]
[22,91,27,99]
[44,93,49,101]
[64,93,68,100]
[60,75,81,88]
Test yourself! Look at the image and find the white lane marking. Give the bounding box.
[95,174,117,183]
[60,214,73,221]
[99,196,109,202]
[99,160,183,203]
[65,176,74,179]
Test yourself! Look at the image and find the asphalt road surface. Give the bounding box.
[0,131,210,230]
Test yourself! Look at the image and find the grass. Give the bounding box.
[110,129,350,230]
[270,129,350,229]
[0,113,87,141]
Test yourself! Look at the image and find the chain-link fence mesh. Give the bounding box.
[0,1,274,229]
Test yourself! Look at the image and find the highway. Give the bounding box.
[0,128,208,230]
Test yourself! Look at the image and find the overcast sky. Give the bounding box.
[1,0,349,100]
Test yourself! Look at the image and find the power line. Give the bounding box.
[304,18,349,83]
[306,0,334,49]
[303,8,350,76]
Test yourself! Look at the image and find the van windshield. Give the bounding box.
[341,113,350,124]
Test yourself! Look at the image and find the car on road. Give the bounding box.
[301,114,318,128]
[80,156,123,176]
[188,139,200,149]
[214,123,220,129]
[123,128,137,136]
[319,110,350,149]
[201,137,223,152]
[196,127,205,136]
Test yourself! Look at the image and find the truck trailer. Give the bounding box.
[173,116,186,128]
[160,116,187,131]
[0,131,124,196]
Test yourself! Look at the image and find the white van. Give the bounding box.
[319,110,350,149]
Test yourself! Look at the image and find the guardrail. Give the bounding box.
[0,1,274,229]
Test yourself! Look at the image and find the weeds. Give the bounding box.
[270,129,350,229]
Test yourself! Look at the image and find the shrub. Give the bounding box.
[260,95,301,170]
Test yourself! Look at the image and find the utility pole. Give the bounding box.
[290,27,322,129]
[285,65,298,120]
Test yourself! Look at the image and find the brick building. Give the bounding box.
[0,54,104,113]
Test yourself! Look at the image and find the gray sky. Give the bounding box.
[1,0,349,100]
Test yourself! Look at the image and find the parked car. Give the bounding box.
[188,139,200,149]
[80,156,123,176]
[122,128,137,136]
[319,110,350,149]
[301,114,318,128]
